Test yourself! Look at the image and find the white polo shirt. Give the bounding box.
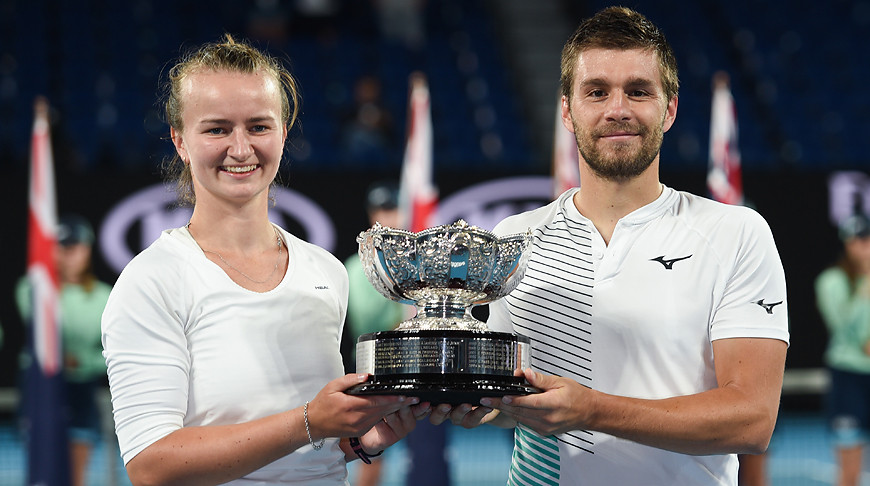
[488,186,789,486]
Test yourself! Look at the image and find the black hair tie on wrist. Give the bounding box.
[349,437,384,464]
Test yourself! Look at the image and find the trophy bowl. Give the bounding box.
[346,219,538,404]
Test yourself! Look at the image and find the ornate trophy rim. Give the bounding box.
[348,219,539,404]
[356,219,532,330]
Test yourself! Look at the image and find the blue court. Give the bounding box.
[0,412,866,485]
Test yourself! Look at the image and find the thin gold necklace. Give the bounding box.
[188,222,284,284]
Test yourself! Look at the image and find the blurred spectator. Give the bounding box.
[344,181,452,486]
[15,214,112,486]
[344,181,405,486]
[815,208,870,486]
[340,75,396,163]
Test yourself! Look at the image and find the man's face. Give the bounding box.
[561,48,678,181]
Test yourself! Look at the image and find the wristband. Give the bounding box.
[349,436,383,464]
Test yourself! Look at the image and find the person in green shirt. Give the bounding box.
[344,182,406,347]
[344,180,452,486]
[344,182,406,486]
[815,210,870,486]
[16,214,112,486]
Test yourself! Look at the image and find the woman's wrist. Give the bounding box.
[349,436,383,464]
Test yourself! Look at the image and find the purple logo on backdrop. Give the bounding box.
[435,176,555,230]
[99,184,336,275]
[98,176,556,275]
[829,171,870,225]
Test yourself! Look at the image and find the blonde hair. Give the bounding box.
[160,34,300,205]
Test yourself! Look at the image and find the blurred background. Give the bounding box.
[0,0,867,484]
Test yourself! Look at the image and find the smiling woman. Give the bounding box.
[161,37,299,208]
[100,35,428,486]
[170,69,287,212]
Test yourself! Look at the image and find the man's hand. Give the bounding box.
[481,369,592,436]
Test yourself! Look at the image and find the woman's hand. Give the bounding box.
[358,400,432,453]
[307,374,419,441]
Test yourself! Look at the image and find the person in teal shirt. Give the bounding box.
[815,211,870,486]
[344,182,406,486]
[16,214,112,486]
[344,181,453,486]
[344,182,406,346]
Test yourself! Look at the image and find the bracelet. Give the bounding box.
[349,436,383,464]
[304,401,325,450]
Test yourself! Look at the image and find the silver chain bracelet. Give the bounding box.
[304,401,325,450]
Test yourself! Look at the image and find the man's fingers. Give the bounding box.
[412,402,432,420]
[428,403,453,425]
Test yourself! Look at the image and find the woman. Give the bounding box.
[816,211,870,486]
[17,214,112,486]
[101,35,426,485]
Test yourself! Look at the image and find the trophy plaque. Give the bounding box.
[346,219,538,405]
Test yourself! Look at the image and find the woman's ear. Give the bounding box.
[170,127,188,163]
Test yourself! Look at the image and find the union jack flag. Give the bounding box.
[552,91,581,199]
[398,72,438,232]
[707,72,743,205]
[24,96,71,485]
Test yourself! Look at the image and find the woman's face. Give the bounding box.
[55,243,91,284]
[845,236,870,274]
[170,69,287,208]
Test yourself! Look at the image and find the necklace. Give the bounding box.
[188,222,284,284]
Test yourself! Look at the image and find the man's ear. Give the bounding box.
[662,95,678,133]
[560,95,575,133]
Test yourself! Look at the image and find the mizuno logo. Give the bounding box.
[754,299,782,314]
[650,255,692,270]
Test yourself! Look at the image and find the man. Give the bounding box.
[430,7,789,485]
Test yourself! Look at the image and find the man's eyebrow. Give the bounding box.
[578,77,608,88]
[624,77,657,89]
[578,77,658,89]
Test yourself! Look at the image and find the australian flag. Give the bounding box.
[23,96,71,485]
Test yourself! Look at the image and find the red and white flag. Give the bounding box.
[552,92,580,199]
[27,96,61,376]
[399,72,438,232]
[707,71,743,205]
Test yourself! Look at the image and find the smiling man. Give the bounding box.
[429,7,789,485]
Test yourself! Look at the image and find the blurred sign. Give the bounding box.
[435,176,554,230]
[828,171,870,225]
[98,184,336,275]
[96,175,556,275]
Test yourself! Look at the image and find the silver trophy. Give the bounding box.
[346,219,538,404]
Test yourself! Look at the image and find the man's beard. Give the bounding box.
[573,120,664,181]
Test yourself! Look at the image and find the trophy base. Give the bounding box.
[347,375,538,405]
[348,329,538,405]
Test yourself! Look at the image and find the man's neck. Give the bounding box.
[573,166,662,245]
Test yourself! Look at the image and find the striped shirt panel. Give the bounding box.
[504,209,596,454]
